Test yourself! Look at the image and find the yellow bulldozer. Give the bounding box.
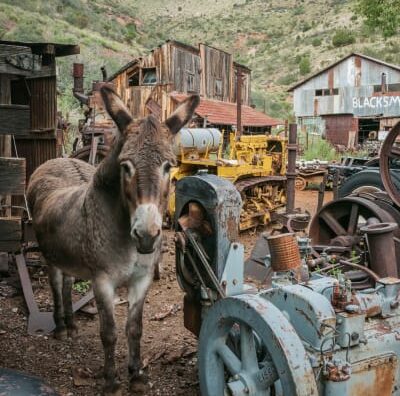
[168,129,287,230]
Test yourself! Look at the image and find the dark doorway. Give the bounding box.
[358,118,380,144]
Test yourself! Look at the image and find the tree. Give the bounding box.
[355,0,400,38]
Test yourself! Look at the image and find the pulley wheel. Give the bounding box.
[380,121,400,207]
[310,196,397,249]
[295,176,307,191]
[198,294,318,396]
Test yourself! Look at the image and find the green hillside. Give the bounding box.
[0,0,399,119]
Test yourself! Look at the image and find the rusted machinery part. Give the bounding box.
[295,176,307,191]
[70,144,110,165]
[339,259,380,282]
[267,233,301,272]
[0,368,58,395]
[234,175,286,193]
[309,196,399,249]
[380,121,400,207]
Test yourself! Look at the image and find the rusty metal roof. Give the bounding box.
[171,92,282,127]
[288,52,400,92]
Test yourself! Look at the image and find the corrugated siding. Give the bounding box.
[294,55,400,117]
[324,115,358,146]
[29,77,57,131]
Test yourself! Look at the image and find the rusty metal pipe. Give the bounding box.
[72,63,89,105]
[236,68,242,139]
[360,222,398,278]
[286,123,297,213]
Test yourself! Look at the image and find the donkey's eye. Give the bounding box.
[121,161,135,178]
[163,162,172,175]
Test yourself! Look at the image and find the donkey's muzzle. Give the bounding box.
[133,229,161,254]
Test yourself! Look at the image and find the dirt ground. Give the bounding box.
[0,190,332,396]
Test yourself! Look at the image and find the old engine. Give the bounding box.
[175,173,400,396]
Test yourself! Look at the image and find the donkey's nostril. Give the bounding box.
[133,229,140,239]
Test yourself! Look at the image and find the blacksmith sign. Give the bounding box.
[352,95,400,117]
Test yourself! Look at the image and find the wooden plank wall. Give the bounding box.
[29,76,57,132]
[0,105,30,135]
[0,157,26,195]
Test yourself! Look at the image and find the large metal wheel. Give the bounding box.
[198,294,318,396]
[70,144,110,165]
[380,121,400,207]
[309,196,398,251]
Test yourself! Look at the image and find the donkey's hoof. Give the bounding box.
[67,325,79,339]
[53,328,67,340]
[103,382,122,396]
[129,376,149,394]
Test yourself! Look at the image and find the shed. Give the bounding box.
[289,53,400,147]
[109,40,281,134]
[0,40,79,219]
[0,40,79,180]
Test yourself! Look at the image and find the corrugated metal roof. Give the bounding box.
[288,52,400,92]
[0,40,79,57]
[171,92,282,126]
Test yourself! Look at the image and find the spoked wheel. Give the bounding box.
[198,294,318,396]
[309,196,399,252]
[380,121,400,207]
[70,144,110,165]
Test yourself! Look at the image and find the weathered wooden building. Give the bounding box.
[289,53,400,147]
[0,40,79,181]
[109,40,281,133]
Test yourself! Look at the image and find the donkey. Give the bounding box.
[27,86,199,395]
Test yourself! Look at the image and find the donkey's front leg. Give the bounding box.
[126,272,153,392]
[93,275,120,395]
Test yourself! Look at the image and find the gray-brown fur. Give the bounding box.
[27,86,199,395]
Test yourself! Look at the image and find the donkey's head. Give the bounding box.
[101,86,199,254]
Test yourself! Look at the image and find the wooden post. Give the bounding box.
[0,75,12,217]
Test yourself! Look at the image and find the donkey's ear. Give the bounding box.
[100,85,132,133]
[165,95,200,134]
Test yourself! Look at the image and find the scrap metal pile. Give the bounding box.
[174,122,400,396]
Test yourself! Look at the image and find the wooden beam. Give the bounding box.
[0,105,30,135]
[0,217,21,241]
[0,157,26,195]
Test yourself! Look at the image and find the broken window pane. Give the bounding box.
[142,68,157,85]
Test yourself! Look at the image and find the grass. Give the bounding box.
[302,138,340,161]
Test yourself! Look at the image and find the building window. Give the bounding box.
[128,71,139,87]
[373,82,400,93]
[142,68,157,85]
[315,88,338,96]
[215,78,223,96]
[187,73,195,92]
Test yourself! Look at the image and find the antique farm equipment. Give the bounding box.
[171,128,287,230]
[175,172,400,396]
[296,159,328,191]
[70,63,116,164]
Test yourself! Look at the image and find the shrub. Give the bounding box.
[312,37,322,47]
[277,73,298,85]
[332,29,355,47]
[299,56,311,75]
[302,138,338,161]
